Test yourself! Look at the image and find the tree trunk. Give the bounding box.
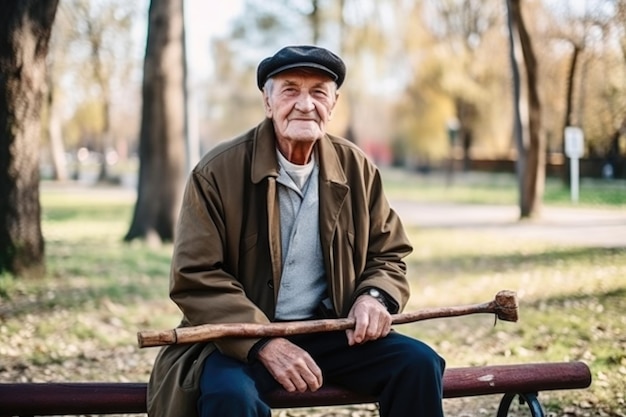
[97,94,112,183]
[0,0,58,277]
[561,44,581,184]
[563,45,580,132]
[338,0,357,144]
[124,0,186,243]
[46,68,69,181]
[309,0,321,44]
[507,0,544,219]
[505,0,525,201]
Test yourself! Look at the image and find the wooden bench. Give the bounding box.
[0,362,591,417]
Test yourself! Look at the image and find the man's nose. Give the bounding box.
[295,93,315,111]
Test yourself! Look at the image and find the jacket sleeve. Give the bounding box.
[169,171,269,362]
[352,164,413,313]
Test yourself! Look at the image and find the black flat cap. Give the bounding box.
[256,45,346,90]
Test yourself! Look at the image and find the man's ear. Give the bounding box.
[263,92,272,118]
[329,92,339,120]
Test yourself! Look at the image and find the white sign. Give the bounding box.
[565,126,584,158]
[564,126,584,203]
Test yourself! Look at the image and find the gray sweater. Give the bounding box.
[274,160,327,320]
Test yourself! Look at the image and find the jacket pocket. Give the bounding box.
[147,343,216,417]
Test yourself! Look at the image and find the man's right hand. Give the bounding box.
[256,337,323,393]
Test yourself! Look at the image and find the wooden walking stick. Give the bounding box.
[137,290,518,348]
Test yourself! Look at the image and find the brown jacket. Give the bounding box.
[147,118,413,417]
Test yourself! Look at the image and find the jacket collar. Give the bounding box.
[251,118,347,186]
[316,131,347,186]
[251,119,280,184]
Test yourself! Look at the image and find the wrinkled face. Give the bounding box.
[263,69,338,145]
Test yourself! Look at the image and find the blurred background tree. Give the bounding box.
[0,1,59,277]
[124,0,186,244]
[506,0,544,217]
[46,0,138,182]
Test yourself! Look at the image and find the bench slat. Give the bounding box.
[0,362,591,416]
[442,361,591,398]
[0,383,147,416]
[265,362,592,408]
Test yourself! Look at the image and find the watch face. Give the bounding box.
[367,288,387,309]
[369,288,380,298]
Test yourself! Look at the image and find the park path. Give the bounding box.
[391,199,626,248]
[41,181,626,248]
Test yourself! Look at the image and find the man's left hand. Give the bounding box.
[346,293,392,346]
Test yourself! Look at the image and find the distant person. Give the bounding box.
[147,44,446,417]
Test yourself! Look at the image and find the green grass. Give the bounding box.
[399,228,626,415]
[0,185,179,383]
[0,174,625,416]
[383,169,626,207]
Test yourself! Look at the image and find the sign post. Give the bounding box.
[564,126,584,203]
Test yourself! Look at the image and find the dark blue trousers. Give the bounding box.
[198,331,445,417]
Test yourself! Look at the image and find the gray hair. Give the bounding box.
[263,78,275,95]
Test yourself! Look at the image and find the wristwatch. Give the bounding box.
[366,288,388,309]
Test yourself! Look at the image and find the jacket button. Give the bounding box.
[267,280,274,289]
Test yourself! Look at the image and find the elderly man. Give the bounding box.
[147,45,445,417]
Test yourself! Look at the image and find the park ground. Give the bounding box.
[1,169,625,416]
